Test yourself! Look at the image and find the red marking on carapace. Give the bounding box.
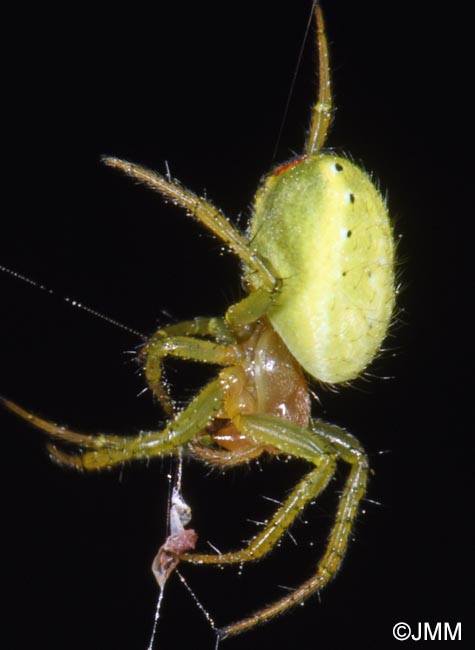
[272,155,307,177]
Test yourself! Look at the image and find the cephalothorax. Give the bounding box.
[2,7,395,639]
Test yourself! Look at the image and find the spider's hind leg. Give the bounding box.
[219,417,369,638]
[179,414,338,567]
[172,411,368,639]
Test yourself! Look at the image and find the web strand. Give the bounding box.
[0,263,145,340]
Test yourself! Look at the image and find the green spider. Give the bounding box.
[2,6,395,639]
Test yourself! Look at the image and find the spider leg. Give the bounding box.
[179,414,337,566]
[224,281,282,328]
[189,441,265,466]
[1,379,224,471]
[102,156,275,290]
[181,456,335,566]
[143,320,239,414]
[219,417,369,639]
[173,412,367,637]
[152,317,233,343]
[1,398,125,448]
[305,5,333,155]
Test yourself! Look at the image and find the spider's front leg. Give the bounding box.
[142,316,238,415]
[142,278,281,421]
[1,379,225,470]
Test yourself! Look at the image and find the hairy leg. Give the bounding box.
[2,380,224,470]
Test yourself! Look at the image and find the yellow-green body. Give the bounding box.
[247,154,395,384]
[2,7,396,640]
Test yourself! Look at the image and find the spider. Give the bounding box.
[2,5,395,639]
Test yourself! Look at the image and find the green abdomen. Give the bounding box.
[246,154,395,384]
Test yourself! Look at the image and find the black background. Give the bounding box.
[1,1,472,649]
